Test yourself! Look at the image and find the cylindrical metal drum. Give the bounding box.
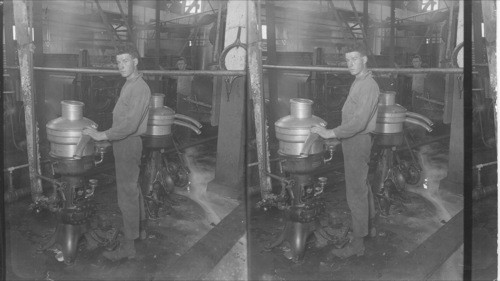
[375,91,408,134]
[275,99,327,156]
[145,94,176,136]
[46,101,97,158]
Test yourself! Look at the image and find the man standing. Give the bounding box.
[311,43,379,258]
[175,57,192,97]
[83,45,151,261]
[410,54,426,110]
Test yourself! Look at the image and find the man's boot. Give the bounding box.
[330,236,365,259]
[103,239,136,261]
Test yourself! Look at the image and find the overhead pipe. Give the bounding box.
[262,65,463,74]
[4,66,245,76]
[5,65,462,75]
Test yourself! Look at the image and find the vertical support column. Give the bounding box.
[480,0,497,94]
[155,0,161,92]
[439,74,463,194]
[13,0,43,202]
[4,0,20,105]
[4,0,16,71]
[442,2,457,123]
[480,0,497,142]
[389,0,395,66]
[94,0,118,49]
[440,1,463,194]
[206,0,247,199]
[115,0,133,44]
[311,47,323,99]
[128,0,135,45]
[33,0,46,141]
[265,0,279,137]
[248,0,272,199]
[363,0,369,40]
[210,1,225,126]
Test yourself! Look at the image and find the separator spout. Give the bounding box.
[405,117,433,132]
[406,111,433,127]
[174,120,202,135]
[174,113,203,129]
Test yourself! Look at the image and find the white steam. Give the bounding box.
[407,143,464,280]
[179,146,238,227]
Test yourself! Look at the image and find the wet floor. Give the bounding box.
[3,129,495,280]
[5,141,242,281]
[247,138,465,280]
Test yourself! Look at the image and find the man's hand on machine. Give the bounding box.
[325,138,341,148]
[310,125,337,139]
[82,127,108,141]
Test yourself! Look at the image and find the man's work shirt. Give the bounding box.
[332,71,380,139]
[105,73,151,141]
[176,76,192,97]
[411,73,426,94]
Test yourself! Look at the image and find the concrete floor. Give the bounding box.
[3,126,497,280]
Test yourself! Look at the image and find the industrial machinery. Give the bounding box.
[372,91,433,215]
[39,100,110,264]
[141,93,202,219]
[260,98,335,262]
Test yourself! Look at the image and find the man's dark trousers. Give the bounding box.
[342,133,376,238]
[113,135,146,240]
